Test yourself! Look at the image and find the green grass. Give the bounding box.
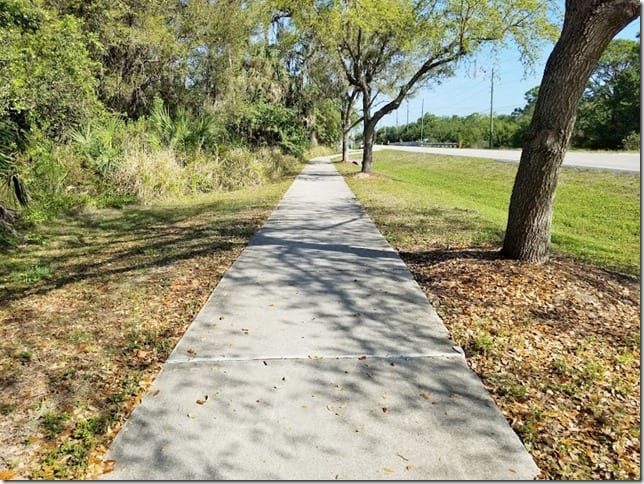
[336,150,640,275]
[0,178,299,301]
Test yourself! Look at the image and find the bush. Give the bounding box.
[622,132,640,151]
[0,6,102,140]
[241,101,309,157]
[148,98,223,154]
[15,133,100,223]
[69,117,124,176]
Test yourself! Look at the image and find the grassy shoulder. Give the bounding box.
[336,150,639,276]
[336,152,640,480]
[0,163,302,479]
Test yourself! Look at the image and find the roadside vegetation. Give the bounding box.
[0,0,639,480]
[337,150,640,479]
[375,38,639,151]
[0,169,302,479]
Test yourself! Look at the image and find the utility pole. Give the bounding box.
[396,109,399,141]
[420,99,424,143]
[406,101,409,141]
[489,68,494,149]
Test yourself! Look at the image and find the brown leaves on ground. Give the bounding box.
[0,194,282,479]
[400,247,640,480]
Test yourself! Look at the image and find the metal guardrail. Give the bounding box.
[387,141,459,148]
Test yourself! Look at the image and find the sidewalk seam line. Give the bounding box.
[166,351,465,365]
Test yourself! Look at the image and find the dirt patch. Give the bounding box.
[352,171,386,180]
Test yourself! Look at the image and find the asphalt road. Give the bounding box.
[376,145,641,173]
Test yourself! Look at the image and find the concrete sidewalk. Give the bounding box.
[102,158,539,480]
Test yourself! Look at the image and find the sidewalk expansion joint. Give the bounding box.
[166,348,465,365]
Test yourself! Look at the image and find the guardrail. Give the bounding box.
[387,141,459,148]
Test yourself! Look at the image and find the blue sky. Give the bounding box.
[379,16,641,128]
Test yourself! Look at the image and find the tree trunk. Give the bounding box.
[342,130,349,162]
[502,0,639,262]
[361,87,375,173]
[361,120,375,173]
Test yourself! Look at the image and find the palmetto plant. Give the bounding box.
[0,119,29,232]
[149,98,218,152]
[69,118,123,176]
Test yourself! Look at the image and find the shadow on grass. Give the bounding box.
[398,247,503,265]
[358,203,505,250]
[0,191,281,305]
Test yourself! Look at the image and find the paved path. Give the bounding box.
[102,158,539,480]
[378,144,641,172]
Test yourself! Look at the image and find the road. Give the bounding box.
[375,145,641,173]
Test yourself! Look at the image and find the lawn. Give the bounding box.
[337,150,640,480]
[0,170,300,479]
[336,150,640,275]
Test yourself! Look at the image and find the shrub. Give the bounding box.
[241,101,309,157]
[148,98,223,154]
[15,134,99,223]
[69,117,125,176]
[622,131,640,151]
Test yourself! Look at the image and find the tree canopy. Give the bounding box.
[284,0,558,172]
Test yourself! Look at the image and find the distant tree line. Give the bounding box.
[375,38,640,151]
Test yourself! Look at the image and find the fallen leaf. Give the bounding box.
[152,389,160,396]
[420,392,429,400]
[384,467,393,473]
[382,407,388,413]
[358,356,367,360]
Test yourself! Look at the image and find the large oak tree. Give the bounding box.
[502,0,640,262]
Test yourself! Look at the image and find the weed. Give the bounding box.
[39,411,70,438]
[470,330,494,355]
[11,264,52,284]
[70,331,92,344]
[57,367,76,381]
[34,415,109,479]
[14,349,33,363]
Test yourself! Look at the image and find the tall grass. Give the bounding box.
[3,106,303,234]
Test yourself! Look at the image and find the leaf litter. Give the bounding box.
[0,193,285,479]
[400,247,640,480]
